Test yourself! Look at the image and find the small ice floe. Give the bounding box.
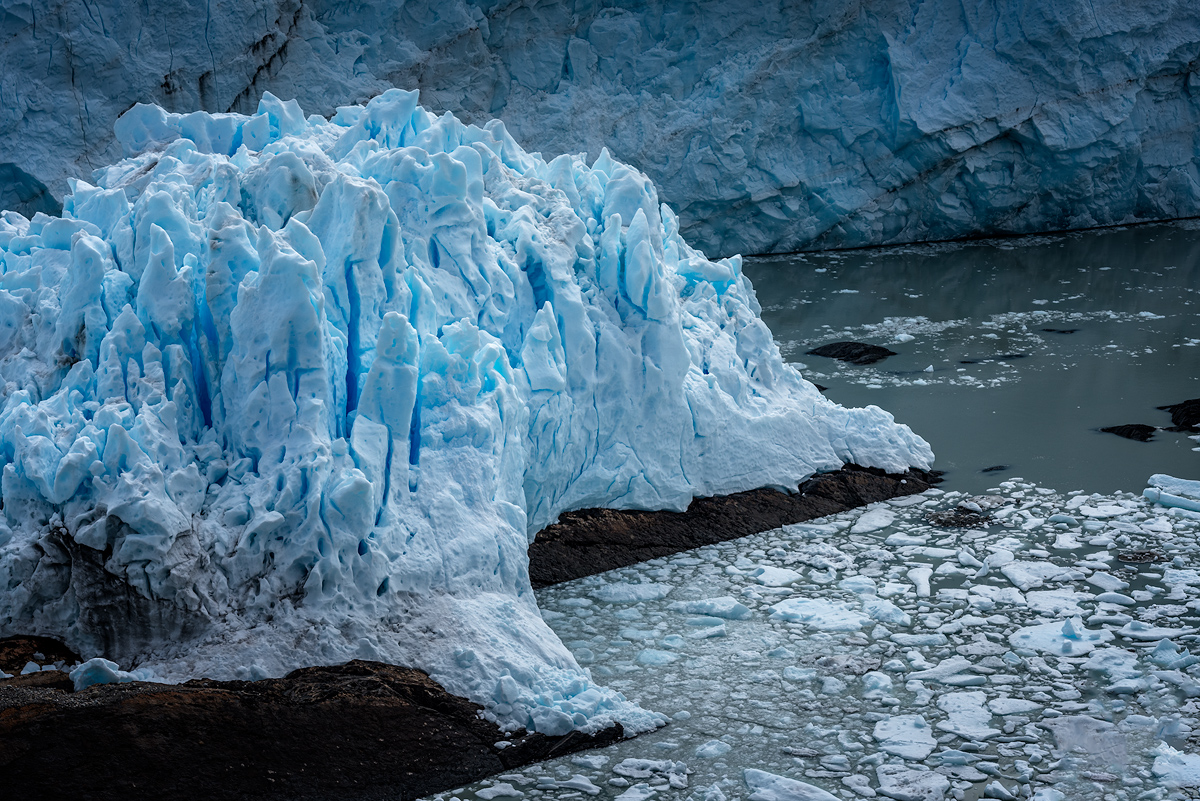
[769,598,869,630]
[592,583,674,603]
[743,768,838,801]
[1008,617,1113,655]
[670,597,752,619]
[873,714,937,760]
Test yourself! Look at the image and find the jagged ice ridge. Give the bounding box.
[0,90,931,733]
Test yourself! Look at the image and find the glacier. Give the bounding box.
[3,0,1200,255]
[0,89,930,733]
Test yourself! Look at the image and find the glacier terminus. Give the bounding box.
[0,90,931,735]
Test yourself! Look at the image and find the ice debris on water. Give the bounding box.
[0,89,933,734]
[434,476,1200,801]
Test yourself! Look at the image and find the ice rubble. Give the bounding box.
[6,1,1200,254]
[0,90,930,733]
[463,477,1200,801]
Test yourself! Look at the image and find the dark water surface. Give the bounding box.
[744,222,1200,495]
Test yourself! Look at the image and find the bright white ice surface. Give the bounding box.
[0,90,930,733]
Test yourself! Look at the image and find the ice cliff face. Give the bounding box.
[0,90,930,732]
[4,1,1200,255]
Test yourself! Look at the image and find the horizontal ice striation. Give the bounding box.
[4,1,1200,255]
[0,91,930,733]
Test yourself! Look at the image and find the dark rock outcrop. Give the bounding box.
[805,342,898,365]
[527,465,939,587]
[1159,398,1200,431]
[0,659,620,801]
[1100,424,1157,442]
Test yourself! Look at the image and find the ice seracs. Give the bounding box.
[0,90,931,733]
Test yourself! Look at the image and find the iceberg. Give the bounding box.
[0,89,929,733]
[4,2,1200,255]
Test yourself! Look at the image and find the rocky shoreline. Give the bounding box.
[0,464,936,800]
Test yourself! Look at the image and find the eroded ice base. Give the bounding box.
[436,477,1200,801]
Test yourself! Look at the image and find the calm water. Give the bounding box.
[744,222,1200,495]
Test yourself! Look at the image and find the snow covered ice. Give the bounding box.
[440,477,1200,801]
[0,90,931,734]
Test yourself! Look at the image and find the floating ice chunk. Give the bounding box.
[999,561,1082,591]
[770,598,870,630]
[1079,503,1130,519]
[875,764,950,801]
[987,697,1042,716]
[862,671,894,699]
[1008,617,1113,655]
[885,533,928,546]
[743,768,839,801]
[1030,790,1065,801]
[862,597,911,626]
[615,784,657,801]
[69,657,159,691]
[1087,572,1131,593]
[1149,475,1200,500]
[558,776,603,795]
[1094,592,1135,606]
[908,656,974,684]
[671,597,752,620]
[851,507,896,534]
[1118,621,1198,641]
[752,567,805,587]
[572,755,610,770]
[907,567,932,597]
[1148,640,1200,670]
[1025,589,1092,617]
[695,740,733,759]
[936,691,1000,740]
[478,784,524,799]
[873,715,937,760]
[593,583,674,603]
[839,576,878,595]
[1152,742,1200,787]
[637,649,680,666]
[614,759,688,789]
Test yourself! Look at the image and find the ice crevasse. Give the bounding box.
[0,89,931,734]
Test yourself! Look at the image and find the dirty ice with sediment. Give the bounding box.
[0,89,930,736]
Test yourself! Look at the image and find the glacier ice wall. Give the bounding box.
[4,1,1200,255]
[0,90,930,733]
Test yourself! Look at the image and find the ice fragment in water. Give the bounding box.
[769,598,870,630]
[1008,617,1114,655]
[743,769,839,801]
[873,715,937,760]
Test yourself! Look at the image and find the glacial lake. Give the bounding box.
[745,221,1200,496]
[435,224,1200,801]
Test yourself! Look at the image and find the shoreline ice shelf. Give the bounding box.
[6,1,1200,256]
[0,90,929,734]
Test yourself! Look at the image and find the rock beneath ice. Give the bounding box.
[770,599,870,631]
[0,91,932,735]
[873,715,938,760]
[875,764,950,801]
[1009,617,1114,656]
[743,768,839,801]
